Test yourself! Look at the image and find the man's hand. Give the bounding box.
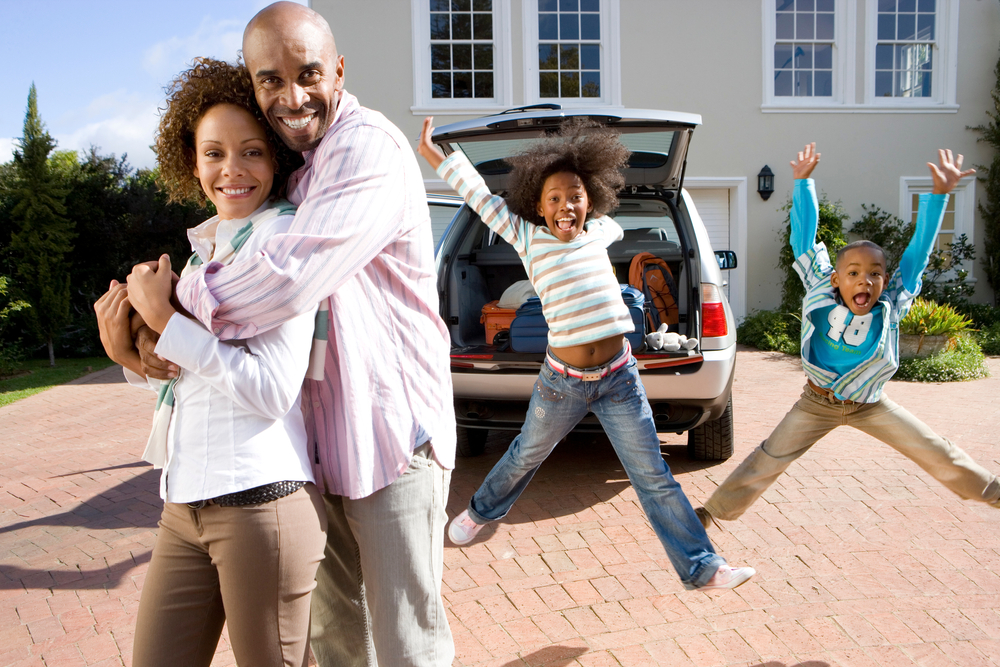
[417,117,447,171]
[929,149,975,195]
[135,325,178,380]
[94,281,142,376]
[127,254,178,334]
[790,142,820,180]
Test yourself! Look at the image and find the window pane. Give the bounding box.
[451,0,470,10]
[878,0,896,10]
[918,0,935,11]
[898,0,915,11]
[774,69,793,96]
[875,43,894,69]
[432,72,451,98]
[814,70,832,96]
[581,0,599,10]
[581,71,600,97]
[774,43,794,69]
[898,13,915,40]
[472,0,492,9]
[561,71,580,97]
[796,12,814,39]
[816,12,834,40]
[539,13,558,39]
[776,0,794,10]
[875,70,892,96]
[560,12,579,39]
[453,71,472,97]
[539,0,557,9]
[430,0,449,10]
[581,13,600,39]
[561,44,580,69]
[540,72,559,97]
[431,44,451,70]
[539,44,558,69]
[776,12,794,40]
[796,0,814,10]
[814,44,832,69]
[453,44,471,69]
[452,13,471,39]
[816,0,834,10]
[794,43,813,69]
[560,0,579,10]
[917,14,934,40]
[473,13,493,39]
[877,12,895,39]
[581,43,600,69]
[474,72,494,98]
[430,13,450,39]
[794,71,812,96]
[474,44,493,70]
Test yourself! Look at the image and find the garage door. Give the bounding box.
[688,188,731,297]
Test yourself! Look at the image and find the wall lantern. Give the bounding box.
[757,165,775,200]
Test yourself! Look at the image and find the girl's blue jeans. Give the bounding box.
[466,352,725,589]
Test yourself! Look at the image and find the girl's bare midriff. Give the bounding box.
[550,334,626,369]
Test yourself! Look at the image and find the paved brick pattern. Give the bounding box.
[1,350,999,666]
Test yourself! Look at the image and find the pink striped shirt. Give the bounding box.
[175,91,456,499]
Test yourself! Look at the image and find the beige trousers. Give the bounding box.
[132,483,327,667]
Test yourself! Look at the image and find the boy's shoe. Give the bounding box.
[700,565,755,590]
[695,506,720,530]
[448,509,485,545]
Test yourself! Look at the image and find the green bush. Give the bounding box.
[896,335,990,382]
[737,310,801,355]
[899,298,973,336]
[973,322,1000,355]
[778,196,849,313]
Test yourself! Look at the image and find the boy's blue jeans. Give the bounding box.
[466,352,725,589]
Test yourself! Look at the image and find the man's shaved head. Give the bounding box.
[241,1,345,152]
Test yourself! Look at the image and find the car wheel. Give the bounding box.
[456,427,488,457]
[687,396,734,461]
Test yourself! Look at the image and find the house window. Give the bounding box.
[523,0,620,106]
[774,0,836,97]
[874,0,936,98]
[900,175,976,279]
[412,0,511,112]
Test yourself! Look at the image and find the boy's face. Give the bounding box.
[830,246,886,316]
[536,171,592,242]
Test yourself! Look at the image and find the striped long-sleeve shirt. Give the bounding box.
[438,152,633,347]
[175,91,456,499]
[792,178,947,403]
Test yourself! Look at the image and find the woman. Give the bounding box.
[94,58,324,667]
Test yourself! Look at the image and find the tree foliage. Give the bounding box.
[969,39,1000,306]
[777,194,849,313]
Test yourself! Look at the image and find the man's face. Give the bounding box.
[244,23,344,152]
[831,246,887,316]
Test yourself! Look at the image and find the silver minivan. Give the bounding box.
[431,106,737,460]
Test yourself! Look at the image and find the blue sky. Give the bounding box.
[1,0,307,170]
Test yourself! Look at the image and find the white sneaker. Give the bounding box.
[699,565,755,590]
[448,509,485,545]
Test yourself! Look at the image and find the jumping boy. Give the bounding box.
[697,143,1000,528]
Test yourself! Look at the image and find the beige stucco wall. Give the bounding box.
[313,0,1000,309]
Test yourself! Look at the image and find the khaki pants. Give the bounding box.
[705,384,1000,521]
[132,484,327,667]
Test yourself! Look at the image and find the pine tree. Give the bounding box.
[8,84,74,366]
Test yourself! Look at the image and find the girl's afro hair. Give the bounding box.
[154,57,303,207]
[504,118,630,225]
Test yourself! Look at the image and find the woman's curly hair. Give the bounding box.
[154,57,303,207]
[504,119,631,225]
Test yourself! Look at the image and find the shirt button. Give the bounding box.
[213,327,220,334]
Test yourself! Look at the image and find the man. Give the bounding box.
[137,3,456,665]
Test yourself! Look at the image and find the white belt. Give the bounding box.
[545,341,631,382]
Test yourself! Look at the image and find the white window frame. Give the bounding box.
[762,0,857,111]
[522,0,621,108]
[411,0,513,115]
[899,175,976,282]
[863,0,959,110]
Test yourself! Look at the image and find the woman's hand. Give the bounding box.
[417,116,447,171]
[94,281,143,376]
[126,254,177,334]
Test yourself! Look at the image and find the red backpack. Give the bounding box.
[629,252,679,331]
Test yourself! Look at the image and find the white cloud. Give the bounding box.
[54,92,161,169]
[142,15,246,81]
[0,137,15,165]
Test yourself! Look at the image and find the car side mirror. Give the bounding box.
[715,250,737,270]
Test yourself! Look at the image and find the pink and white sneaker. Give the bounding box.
[448,509,485,545]
[699,565,756,590]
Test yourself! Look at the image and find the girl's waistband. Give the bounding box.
[545,340,631,382]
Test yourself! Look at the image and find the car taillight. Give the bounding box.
[701,283,728,338]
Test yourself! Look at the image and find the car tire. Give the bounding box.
[687,395,734,461]
[456,427,488,457]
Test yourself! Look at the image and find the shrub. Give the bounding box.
[896,335,990,382]
[737,309,801,355]
[0,275,29,376]
[975,322,1000,355]
[778,195,849,313]
[899,298,973,337]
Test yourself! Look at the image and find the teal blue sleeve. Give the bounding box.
[790,179,819,259]
[898,193,948,293]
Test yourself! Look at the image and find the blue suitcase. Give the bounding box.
[509,285,645,353]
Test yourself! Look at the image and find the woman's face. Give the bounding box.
[192,103,275,220]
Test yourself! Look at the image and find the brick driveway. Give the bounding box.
[1,348,998,666]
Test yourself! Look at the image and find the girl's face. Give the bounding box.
[536,171,592,242]
[192,103,275,220]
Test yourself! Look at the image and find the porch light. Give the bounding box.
[757,165,775,200]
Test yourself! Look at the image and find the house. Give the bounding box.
[310,0,1000,318]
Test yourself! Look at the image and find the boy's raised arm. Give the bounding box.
[789,143,821,259]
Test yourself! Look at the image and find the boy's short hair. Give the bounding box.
[835,240,886,268]
[504,119,630,225]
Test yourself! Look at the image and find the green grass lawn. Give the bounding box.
[0,357,116,408]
